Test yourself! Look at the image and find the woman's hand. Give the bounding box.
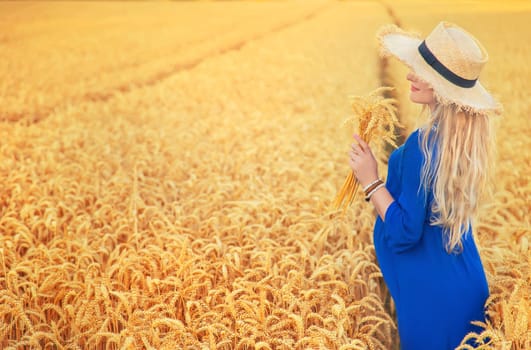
[348,134,379,188]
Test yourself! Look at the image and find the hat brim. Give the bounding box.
[377,25,502,116]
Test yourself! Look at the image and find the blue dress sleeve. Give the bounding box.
[382,130,429,253]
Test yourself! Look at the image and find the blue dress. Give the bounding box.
[373,128,490,349]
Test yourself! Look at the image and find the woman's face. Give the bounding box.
[407,71,436,110]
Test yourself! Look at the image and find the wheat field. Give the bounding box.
[0,0,529,349]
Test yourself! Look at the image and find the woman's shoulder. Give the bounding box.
[403,127,440,171]
[403,128,422,153]
[407,128,421,141]
[404,126,437,150]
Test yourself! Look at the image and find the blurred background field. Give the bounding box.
[0,0,529,349]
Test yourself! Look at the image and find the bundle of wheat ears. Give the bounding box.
[333,86,402,211]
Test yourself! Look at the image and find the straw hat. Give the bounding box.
[377,21,502,115]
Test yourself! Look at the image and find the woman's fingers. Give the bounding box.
[353,134,369,152]
[351,142,363,154]
[348,153,358,170]
[349,135,379,184]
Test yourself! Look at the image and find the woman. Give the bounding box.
[348,22,502,349]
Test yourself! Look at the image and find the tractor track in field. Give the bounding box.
[1,1,336,125]
[378,1,406,151]
[377,3,403,349]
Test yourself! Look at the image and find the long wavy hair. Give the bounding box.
[417,103,496,254]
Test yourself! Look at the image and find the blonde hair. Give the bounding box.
[418,103,496,254]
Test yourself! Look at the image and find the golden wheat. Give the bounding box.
[0,1,528,349]
[332,87,401,211]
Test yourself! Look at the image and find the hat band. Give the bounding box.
[418,41,477,88]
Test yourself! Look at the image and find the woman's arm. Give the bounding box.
[368,186,394,222]
[350,132,429,253]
